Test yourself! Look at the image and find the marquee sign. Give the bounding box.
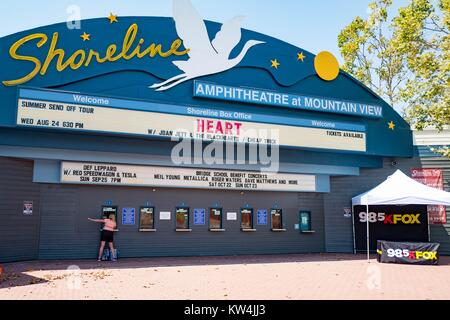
[16,88,367,152]
[0,1,415,158]
[60,162,317,192]
[194,81,383,118]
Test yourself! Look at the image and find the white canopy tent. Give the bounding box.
[352,170,450,260]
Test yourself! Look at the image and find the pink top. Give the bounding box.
[103,219,117,231]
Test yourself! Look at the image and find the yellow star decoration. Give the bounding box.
[271,59,280,69]
[80,32,91,41]
[297,52,306,62]
[388,121,396,130]
[108,13,118,24]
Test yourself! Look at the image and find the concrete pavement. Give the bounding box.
[0,254,449,300]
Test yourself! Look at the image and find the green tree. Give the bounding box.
[392,0,449,132]
[338,0,406,108]
[338,0,449,158]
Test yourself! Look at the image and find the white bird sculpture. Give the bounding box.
[150,0,265,91]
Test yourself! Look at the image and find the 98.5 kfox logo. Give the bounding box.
[386,248,438,260]
[359,212,421,224]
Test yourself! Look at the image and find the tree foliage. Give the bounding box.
[338,0,406,107]
[338,0,449,133]
[392,0,449,131]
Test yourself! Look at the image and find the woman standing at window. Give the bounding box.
[88,215,117,261]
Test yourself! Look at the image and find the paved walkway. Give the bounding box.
[0,254,449,300]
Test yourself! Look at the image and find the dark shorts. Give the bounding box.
[101,230,114,243]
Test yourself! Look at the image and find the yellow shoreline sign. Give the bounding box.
[3,23,190,87]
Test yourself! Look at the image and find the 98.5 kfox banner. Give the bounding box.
[353,205,429,252]
[377,241,440,265]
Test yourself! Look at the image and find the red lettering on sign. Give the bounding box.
[384,215,393,224]
[235,123,242,136]
[207,120,214,133]
[197,119,204,133]
[196,119,243,136]
[411,168,446,225]
[216,121,223,134]
[225,122,233,135]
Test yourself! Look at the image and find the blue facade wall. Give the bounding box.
[0,16,424,262]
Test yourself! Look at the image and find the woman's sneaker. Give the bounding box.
[111,249,117,261]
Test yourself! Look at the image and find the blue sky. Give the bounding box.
[0,0,408,64]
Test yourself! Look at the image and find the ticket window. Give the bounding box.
[271,209,283,230]
[210,208,223,230]
[101,206,118,231]
[139,207,155,231]
[176,207,190,230]
[241,208,254,230]
[300,211,312,232]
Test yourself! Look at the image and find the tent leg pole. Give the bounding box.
[428,210,431,242]
[366,204,370,261]
[352,206,356,254]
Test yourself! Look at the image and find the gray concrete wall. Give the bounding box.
[2,155,448,262]
[0,158,41,262]
[38,184,325,260]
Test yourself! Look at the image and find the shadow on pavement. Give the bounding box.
[2,253,449,271]
[0,272,48,289]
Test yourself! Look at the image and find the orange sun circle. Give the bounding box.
[314,51,340,81]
